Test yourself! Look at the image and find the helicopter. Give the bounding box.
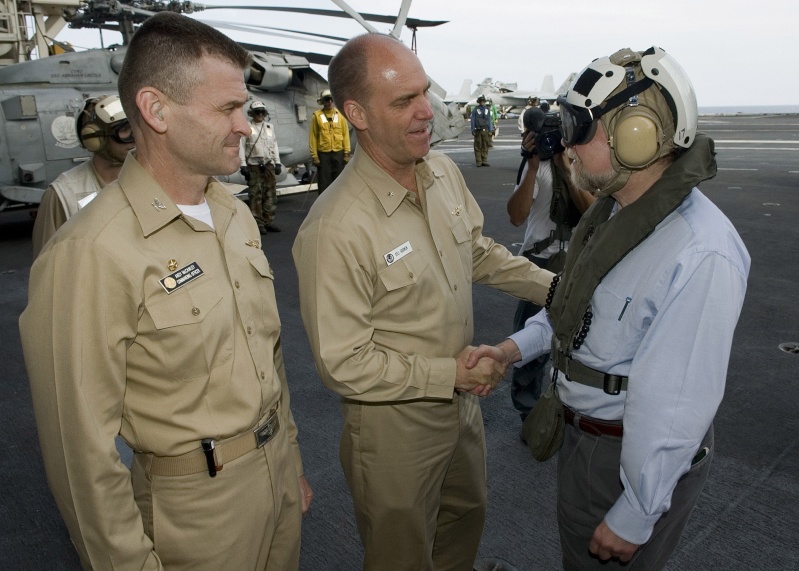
[0,0,466,213]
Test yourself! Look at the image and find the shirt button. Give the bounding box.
[235,280,240,289]
[247,326,252,335]
[408,272,414,279]
[439,250,443,257]
[454,284,458,291]
[260,371,265,380]
[191,307,200,316]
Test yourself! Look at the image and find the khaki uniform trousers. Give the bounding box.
[557,422,714,570]
[340,391,487,571]
[132,423,302,570]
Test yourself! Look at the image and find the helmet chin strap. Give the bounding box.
[595,168,631,197]
[96,146,125,166]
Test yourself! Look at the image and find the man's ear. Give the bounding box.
[343,100,367,131]
[137,88,168,134]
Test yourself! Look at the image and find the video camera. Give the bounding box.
[522,107,565,161]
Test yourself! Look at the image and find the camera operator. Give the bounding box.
[506,107,594,428]
[518,95,540,133]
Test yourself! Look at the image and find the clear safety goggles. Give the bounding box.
[557,97,600,146]
[110,121,135,145]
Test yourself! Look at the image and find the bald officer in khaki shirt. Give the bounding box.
[292,34,553,570]
[20,14,310,570]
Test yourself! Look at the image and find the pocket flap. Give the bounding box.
[148,281,223,330]
[378,254,429,292]
[248,253,274,279]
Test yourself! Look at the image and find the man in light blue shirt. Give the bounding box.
[470,47,750,569]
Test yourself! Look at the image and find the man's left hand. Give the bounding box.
[343,153,350,163]
[299,475,313,515]
[589,520,639,563]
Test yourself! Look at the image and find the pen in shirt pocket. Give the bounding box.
[618,297,632,321]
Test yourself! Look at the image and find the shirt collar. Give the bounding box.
[351,149,444,216]
[118,154,237,237]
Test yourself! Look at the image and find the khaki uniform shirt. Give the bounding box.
[20,154,303,569]
[31,160,104,259]
[292,149,553,401]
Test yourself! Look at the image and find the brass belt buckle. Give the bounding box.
[253,410,280,448]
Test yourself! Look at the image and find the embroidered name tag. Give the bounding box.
[159,262,204,294]
[384,241,412,266]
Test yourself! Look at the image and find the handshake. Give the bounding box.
[455,339,521,397]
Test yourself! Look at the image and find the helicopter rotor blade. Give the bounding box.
[199,6,447,29]
[328,0,378,34]
[391,0,412,39]
[197,19,348,45]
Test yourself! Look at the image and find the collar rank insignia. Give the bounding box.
[159,262,204,294]
[246,239,261,248]
[152,197,167,211]
[451,205,462,217]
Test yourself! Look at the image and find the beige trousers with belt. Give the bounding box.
[132,425,302,570]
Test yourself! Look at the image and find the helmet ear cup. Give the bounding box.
[80,123,106,153]
[610,107,662,168]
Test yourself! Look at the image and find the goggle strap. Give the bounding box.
[592,77,655,122]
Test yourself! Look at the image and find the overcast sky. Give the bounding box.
[55,0,797,107]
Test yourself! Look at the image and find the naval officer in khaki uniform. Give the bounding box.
[292,34,553,570]
[20,13,311,570]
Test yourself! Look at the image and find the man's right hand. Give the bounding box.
[466,339,521,372]
[454,345,507,392]
[312,159,320,167]
[240,166,250,180]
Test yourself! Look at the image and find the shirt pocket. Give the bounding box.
[585,281,642,361]
[449,215,472,245]
[376,253,434,322]
[449,214,474,279]
[146,279,226,380]
[378,253,428,291]
[246,252,281,333]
